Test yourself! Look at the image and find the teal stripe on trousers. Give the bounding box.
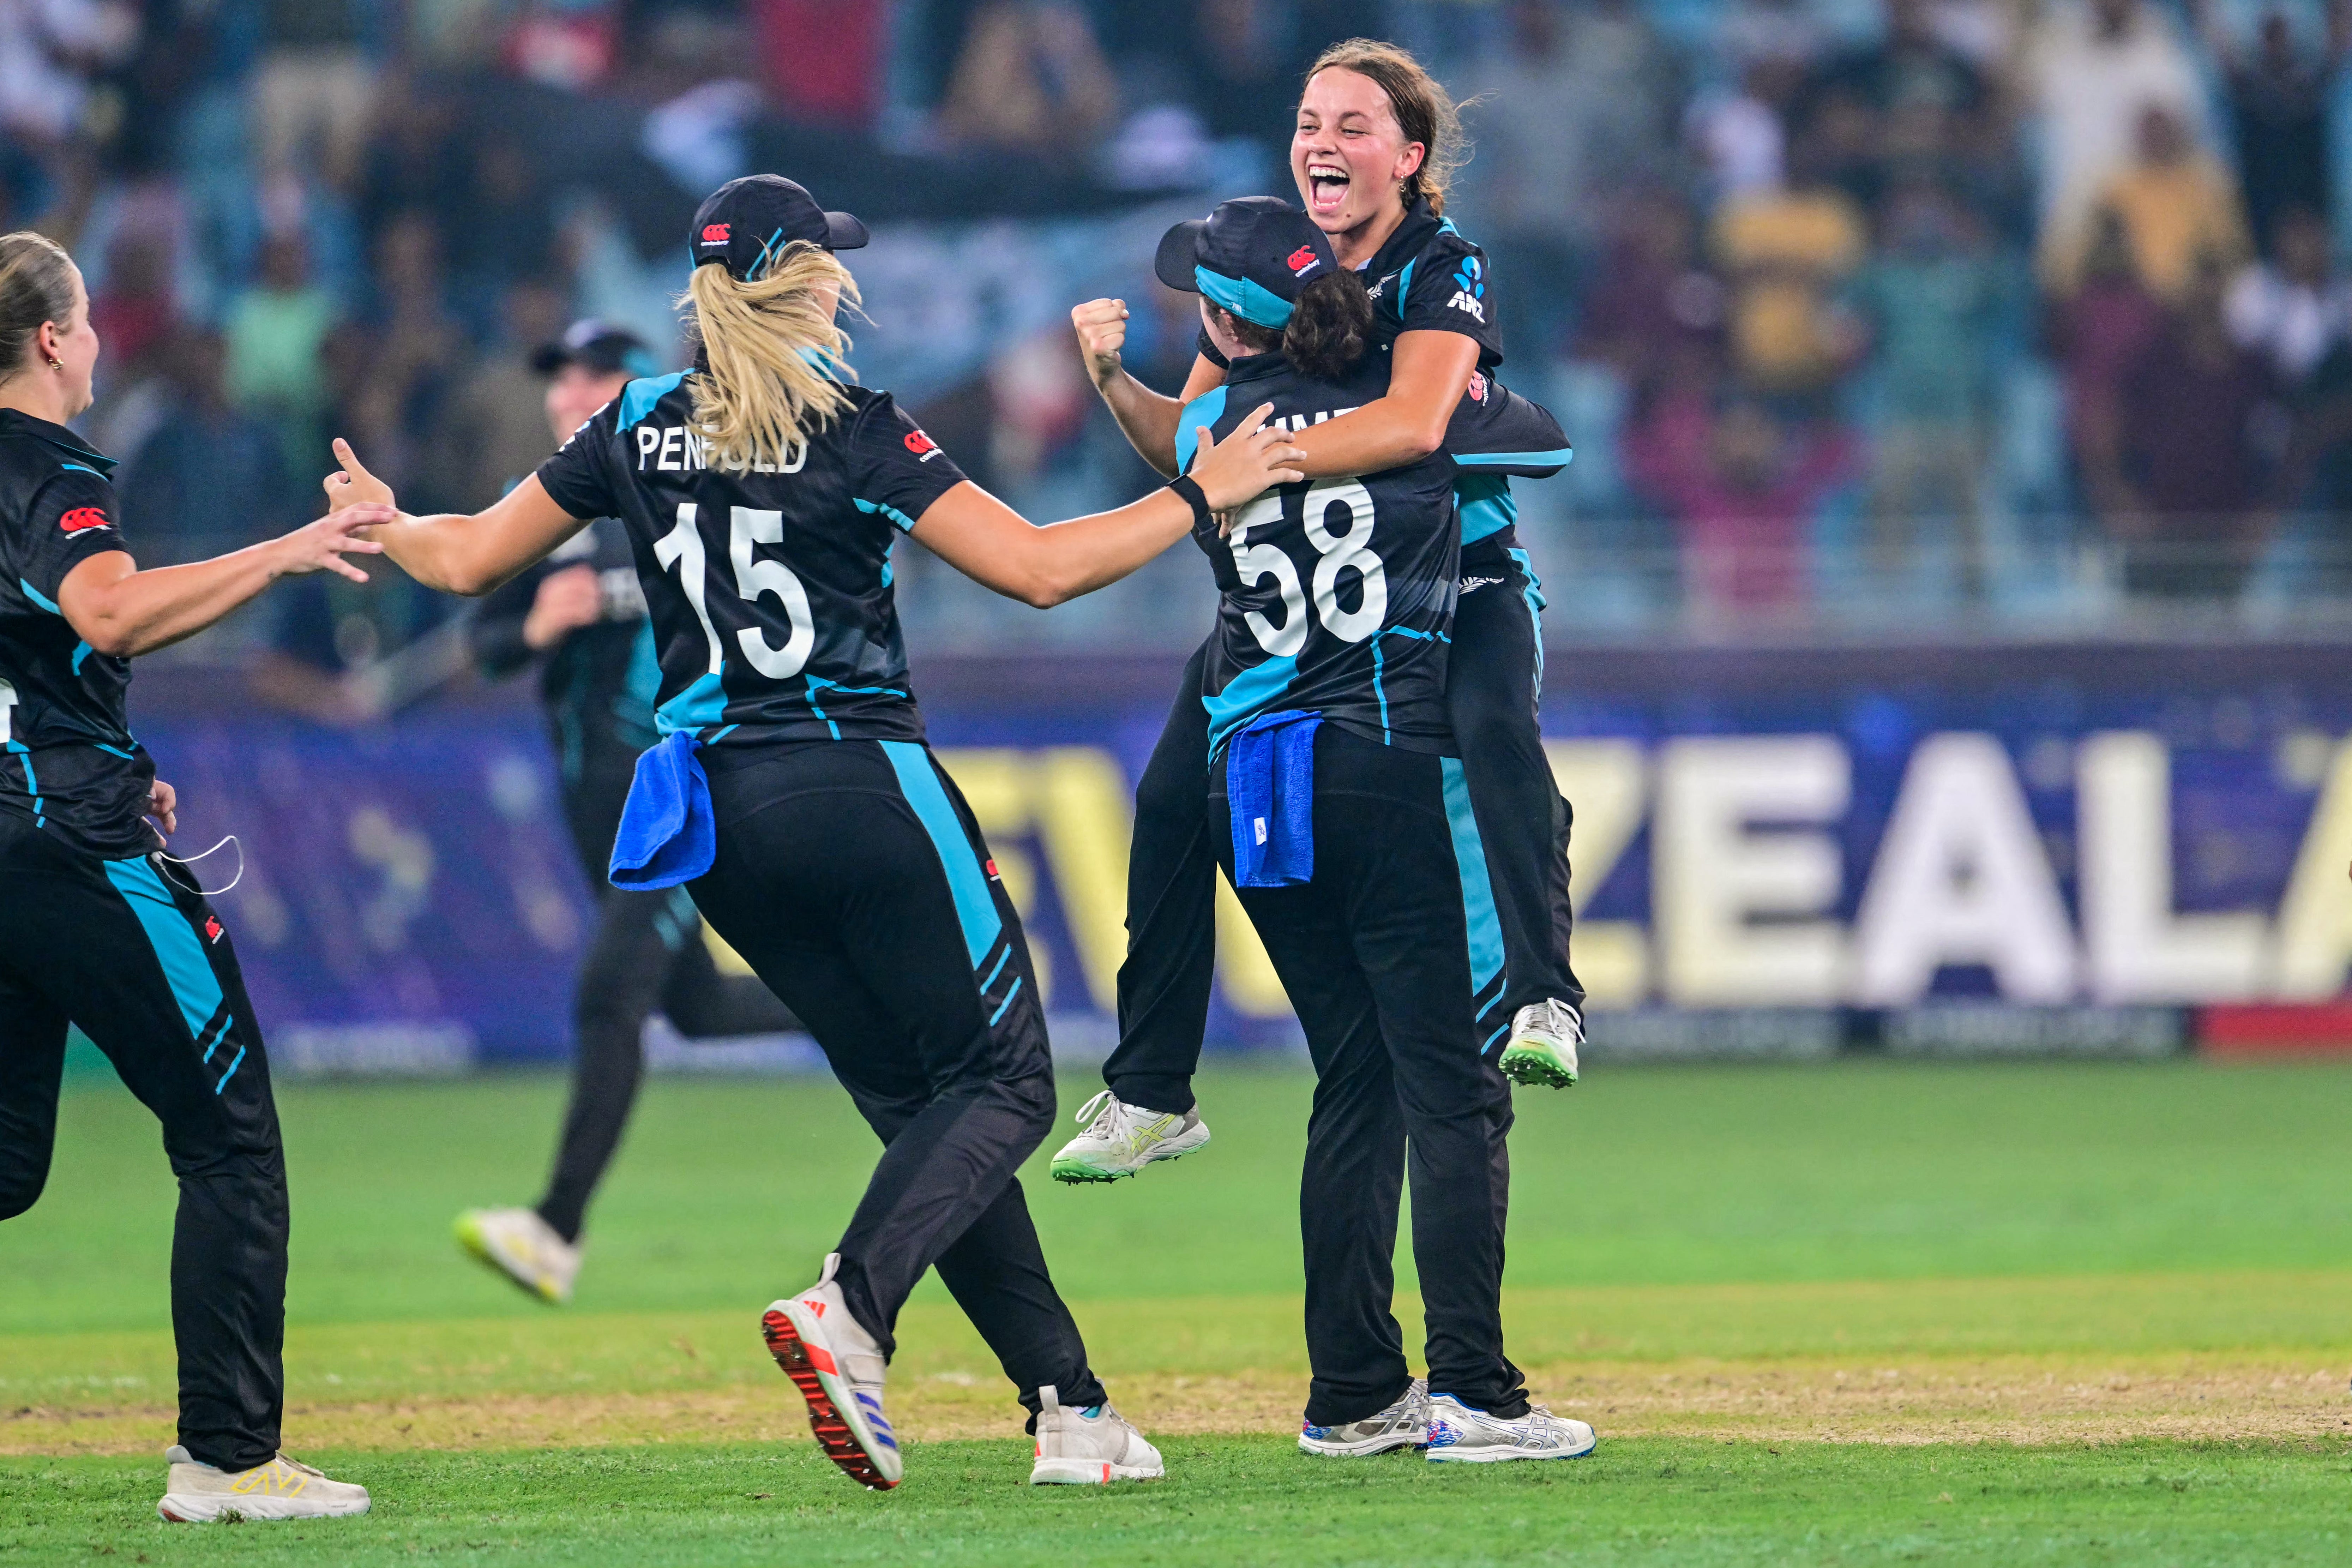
[101,856,225,1043]
[879,740,1003,969]
[1439,758,1505,1001]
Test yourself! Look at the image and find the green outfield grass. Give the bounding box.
[3,1058,2349,1564]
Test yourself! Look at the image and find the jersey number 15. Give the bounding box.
[655,503,817,681]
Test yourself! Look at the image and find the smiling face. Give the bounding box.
[1292,68,1425,261]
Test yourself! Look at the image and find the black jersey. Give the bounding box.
[470,515,661,780]
[1179,352,1460,759]
[0,411,156,858]
[533,370,968,748]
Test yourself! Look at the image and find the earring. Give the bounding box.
[45,358,60,371]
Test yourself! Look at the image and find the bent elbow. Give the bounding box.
[1020,575,1070,610]
[83,626,137,659]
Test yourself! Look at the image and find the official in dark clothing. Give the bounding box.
[452,322,798,1304]
[0,229,389,1522]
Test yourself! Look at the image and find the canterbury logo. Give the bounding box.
[59,506,109,533]
[701,223,731,245]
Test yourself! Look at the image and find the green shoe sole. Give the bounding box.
[1498,1045,1578,1089]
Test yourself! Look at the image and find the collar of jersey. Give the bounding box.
[0,408,115,474]
[1359,195,1442,287]
[1223,350,1290,388]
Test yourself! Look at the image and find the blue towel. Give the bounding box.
[609,731,716,890]
[1226,710,1321,887]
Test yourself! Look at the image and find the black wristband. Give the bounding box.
[1168,473,1211,529]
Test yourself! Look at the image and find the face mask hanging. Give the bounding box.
[157,834,243,897]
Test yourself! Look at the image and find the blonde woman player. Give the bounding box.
[325,175,1304,1491]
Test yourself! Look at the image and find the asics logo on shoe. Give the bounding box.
[1426,1420,1459,1447]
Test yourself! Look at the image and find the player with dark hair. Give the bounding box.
[325,176,1306,1490]
[0,229,386,1522]
[1059,38,1583,1183]
[453,320,802,1305]
[1152,197,1595,1461]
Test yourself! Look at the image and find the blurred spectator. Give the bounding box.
[502,0,620,93]
[2197,2,2344,253]
[2227,205,2352,386]
[444,135,557,325]
[225,232,339,476]
[1688,59,1798,202]
[432,278,574,512]
[2052,206,2166,487]
[88,227,174,383]
[116,329,301,554]
[937,1,1117,160]
[751,0,885,129]
[254,0,379,190]
[2047,103,2249,303]
[1794,0,2003,215]
[1462,0,1686,364]
[0,0,137,146]
[358,73,468,250]
[1847,179,2021,594]
[1626,389,1856,614]
[2097,252,2284,596]
[347,211,464,507]
[1577,190,1727,395]
[2026,0,2210,247]
[1711,134,1867,394]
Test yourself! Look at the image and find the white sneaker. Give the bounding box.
[157,1446,371,1522]
[1049,1089,1211,1183]
[1299,1377,1428,1455]
[763,1252,902,1489]
[454,1207,580,1303]
[1498,999,1583,1088]
[1028,1384,1165,1483]
[1423,1393,1597,1462]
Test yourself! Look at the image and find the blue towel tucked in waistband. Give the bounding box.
[609,731,715,890]
[1226,709,1321,888]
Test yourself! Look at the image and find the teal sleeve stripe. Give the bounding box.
[102,857,226,1044]
[852,497,919,532]
[1439,757,1506,1001]
[90,741,134,759]
[879,740,1004,969]
[988,975,1023,1028]
[1452,449,1574,468]
[617,371,690,432]
[1172,386,1231,476]
[71,641,92,674]
[59,461,102,475]
[18,578,59,614]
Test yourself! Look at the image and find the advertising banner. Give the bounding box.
[133,642,2352,1070]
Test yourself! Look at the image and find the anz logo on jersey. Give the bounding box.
[633,424,809,475]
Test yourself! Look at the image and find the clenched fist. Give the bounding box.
[1070,298,1130,391]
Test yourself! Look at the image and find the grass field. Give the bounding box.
[4,1058,2349,1564]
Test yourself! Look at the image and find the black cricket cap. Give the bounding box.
[530,319,660,378]
[1154,196,1338,330]
[688,174,868,281]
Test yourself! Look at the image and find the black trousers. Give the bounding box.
[689,739,1105,1422]
[0,816,287,1472]
[534,880,799,1244]
[1107,528,1581,1113]
[1215,726,1526,1425]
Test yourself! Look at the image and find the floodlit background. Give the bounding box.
[11,0,2352,1066]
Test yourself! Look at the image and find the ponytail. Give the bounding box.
[683,242,859,471]
[1281,270,1373,381]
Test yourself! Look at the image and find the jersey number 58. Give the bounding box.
[1228,479,1388,656]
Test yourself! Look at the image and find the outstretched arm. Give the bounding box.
[323,439,590,597]
[1072,297,1230,477]
[910,402,1302,607]
[57,506,392,659]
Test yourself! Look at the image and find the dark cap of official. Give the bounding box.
[1154,197,1338,330]
[688,175,869,281]
[530,319,660,379]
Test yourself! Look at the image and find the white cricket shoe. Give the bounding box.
[1049,1089,1211,1183]
[1498,999,1583,1088]
[1028,1384,1165,1484]
[454,1206,580,1304]
[1300,1376,1428,1455]
[157,1447,371,1522]
[1423,1393,1597,1462]
[763,1252,902,1490]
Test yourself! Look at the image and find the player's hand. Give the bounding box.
[323,437,396,510]
[272,505,393,583]
[524,564,603,649]
[1187,402,1305,513]
[1071,298,1129,390]
[146,777,177,839]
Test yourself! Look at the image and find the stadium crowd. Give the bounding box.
[3,0,2351,675]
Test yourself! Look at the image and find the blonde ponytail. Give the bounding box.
[683,242,860,470]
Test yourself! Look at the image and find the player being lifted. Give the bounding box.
[451,319,802,1306]
[325,175,1305,1491]
[1055,39,1584,1184]
[1155,196,1596,1461]
[0,230,386,1522]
